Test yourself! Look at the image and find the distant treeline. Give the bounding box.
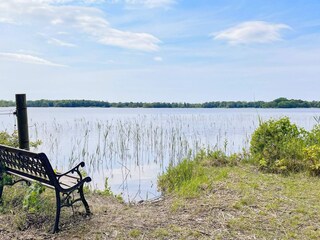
[1,98,320,108]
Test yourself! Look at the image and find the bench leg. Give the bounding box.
[79,185,91,215]
[53,189,61,233]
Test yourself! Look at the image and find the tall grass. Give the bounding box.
[1,108,317,201]
[27,113,253,200]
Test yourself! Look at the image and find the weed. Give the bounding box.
[23,182,46,213]
[170,199,185,212]
[153,228,169,239]
[95,177,124,203]
[129,229,142,238]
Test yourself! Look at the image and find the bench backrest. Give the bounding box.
[0,144,56,187]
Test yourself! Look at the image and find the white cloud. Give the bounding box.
[51,18,64,25]
[0,17,15,24]
[0,52,67,67]
[153,56,162,61]
[47,38,77,47]
[127,0,175,8]
[110,0,175,8]
[0,0,160,51]
[75,14,160,51]
[98,30,160,51]
[213,21,291,45]
[82,0,106,3]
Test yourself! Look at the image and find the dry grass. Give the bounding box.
[1,164,320,239]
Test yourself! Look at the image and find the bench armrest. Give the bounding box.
[58,176,92,193]
[55,162,86,181]
[54,162,92,193]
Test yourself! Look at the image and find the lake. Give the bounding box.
[1,107,320,201]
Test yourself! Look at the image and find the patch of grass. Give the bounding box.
[220,165,320,239]
[169,224,183,233]
[158,149,320,239]
[153,228,169,239]
[170,199,186,212]
[233,194,256,210]
[158,158,200,194]
[0,183,56,231]
[158,150,236,197]
[129,229,142,238]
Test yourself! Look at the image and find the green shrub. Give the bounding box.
[303,145,320,176]
[0,132,20,195]
[0,130,41,148]
[308,124,320,145]
[0,131,42,194]
[0,130,48,222]
[0,131,19,147]
[250,117,308,173]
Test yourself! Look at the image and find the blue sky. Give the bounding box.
[0,0,320,102]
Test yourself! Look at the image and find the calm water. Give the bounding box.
[1,107,320,201]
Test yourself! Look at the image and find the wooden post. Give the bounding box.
[15,94,30,150]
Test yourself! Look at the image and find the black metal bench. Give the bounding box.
[0,144,91,233]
